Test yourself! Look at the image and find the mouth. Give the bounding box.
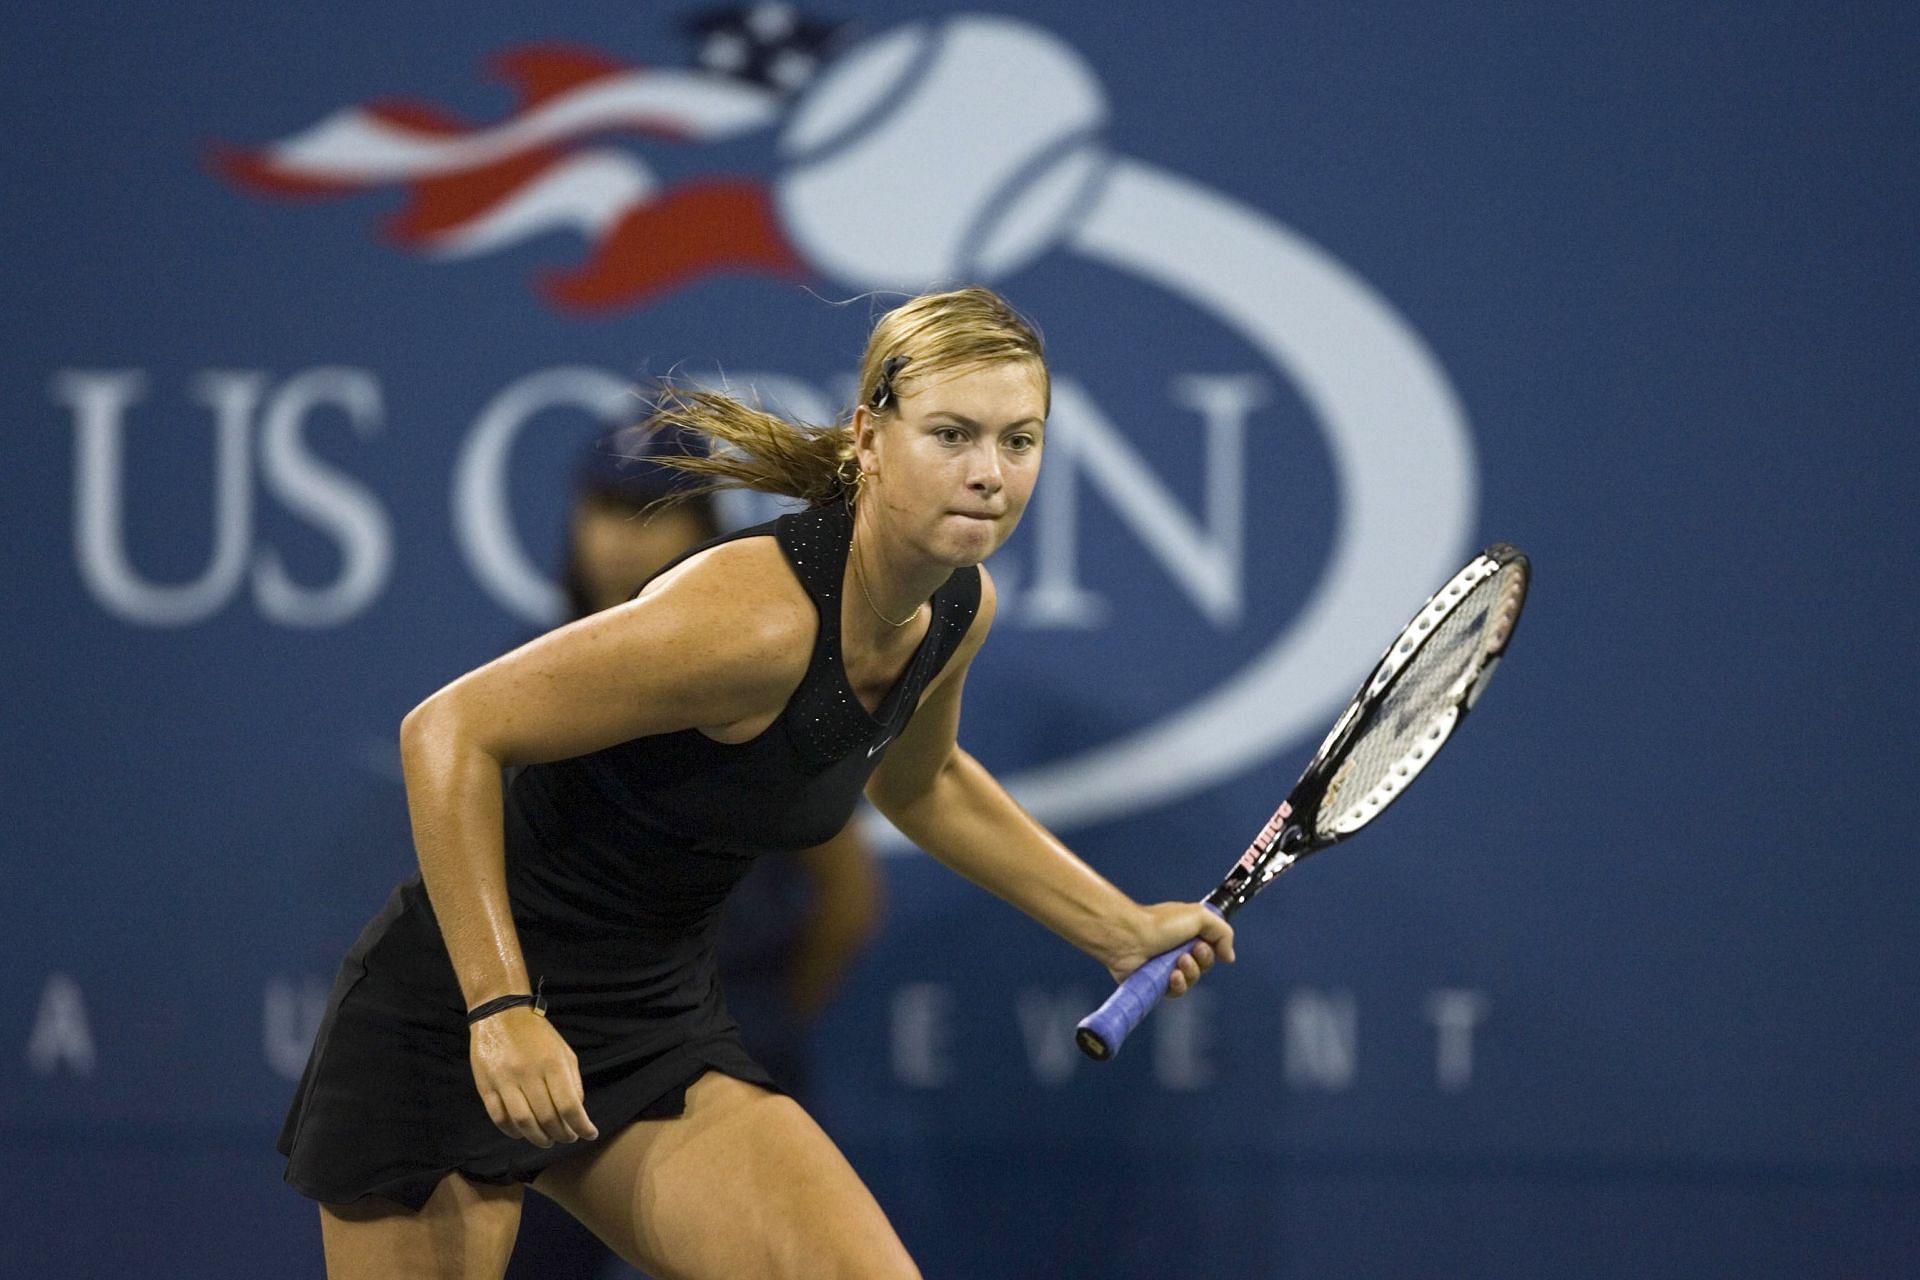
[950,510,1002,522]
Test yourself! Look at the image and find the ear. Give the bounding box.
[852,404,883,473]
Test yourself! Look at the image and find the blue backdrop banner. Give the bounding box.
[3,3,1915,1276]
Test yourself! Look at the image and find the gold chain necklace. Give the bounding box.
[852,545,919,628]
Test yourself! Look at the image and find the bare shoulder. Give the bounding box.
[425,531,821,765]
[636,533,811,625]
[973,563,1000,632]
[957,563,999,658]
[622,533,816,681]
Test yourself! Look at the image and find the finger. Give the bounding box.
[505,1090,550,1147]
[528,1078,579,1146]
[501,1088,553,1148]
[538,1076,586,1145]
[568,1054,593,1121]
[532,1078,576,1145]
[550,1073,599,1143]
[1198,914,1237,964]
[1169,953,1199,995]
[480,1090,511,1137]
[560,1059,599,1141]
[1190,940,1215,971]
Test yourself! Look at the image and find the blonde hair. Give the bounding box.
[637,286,1047,507]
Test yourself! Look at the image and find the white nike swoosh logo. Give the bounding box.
[868,737,893,758]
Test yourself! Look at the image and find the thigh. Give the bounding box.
[533,1073,920,1280]
[319,1173,523,1280]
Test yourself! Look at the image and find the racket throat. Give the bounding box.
[1206,884,1252,917]
[1208,827,1306,917]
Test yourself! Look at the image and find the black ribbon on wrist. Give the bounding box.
[466,981,547,1025]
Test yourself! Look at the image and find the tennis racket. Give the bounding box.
[1076,542,1531,1061]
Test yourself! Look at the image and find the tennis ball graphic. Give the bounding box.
[775,15,1109,289]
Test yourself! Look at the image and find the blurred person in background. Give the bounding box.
[507,424,883,1280]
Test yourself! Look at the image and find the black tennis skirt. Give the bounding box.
[277,877,778,1211]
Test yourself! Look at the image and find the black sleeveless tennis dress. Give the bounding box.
[277,501,980,1209]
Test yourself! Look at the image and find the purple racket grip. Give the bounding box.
[1075,903,1224,1061]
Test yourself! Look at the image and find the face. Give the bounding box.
[855,359,1047,568]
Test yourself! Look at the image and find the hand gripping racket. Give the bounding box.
[1076,543,1531,1061]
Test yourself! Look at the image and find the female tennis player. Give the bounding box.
[279,286,1235,1279]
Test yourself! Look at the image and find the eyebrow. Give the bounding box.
[925,411,1045,431]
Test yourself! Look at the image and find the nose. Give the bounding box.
[967,444,1003,496]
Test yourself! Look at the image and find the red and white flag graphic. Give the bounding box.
[212,43,805,311]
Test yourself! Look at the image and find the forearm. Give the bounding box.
[786,892,876,1018]
[786,829,882,1017]
[882,748,1140,968]
[399,702,532,1009]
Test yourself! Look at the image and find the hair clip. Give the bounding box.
[871,355,912,411]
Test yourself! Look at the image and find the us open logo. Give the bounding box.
[186,10,1477,832]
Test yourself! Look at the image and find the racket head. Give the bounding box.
[1208,544,1529,915]
[1296,543,1529,841]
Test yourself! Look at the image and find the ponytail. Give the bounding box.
[637,385,857,507]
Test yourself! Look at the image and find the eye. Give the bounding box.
[1005,433,1038,453]
[934,426,967,445]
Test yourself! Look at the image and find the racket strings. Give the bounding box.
[1316,564,1520,836]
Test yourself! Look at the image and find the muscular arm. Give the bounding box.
[864,571,1232,980]
[400,538,812,1010]
[874,742,1145,969]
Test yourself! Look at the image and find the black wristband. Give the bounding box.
[466,986,547,1025]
